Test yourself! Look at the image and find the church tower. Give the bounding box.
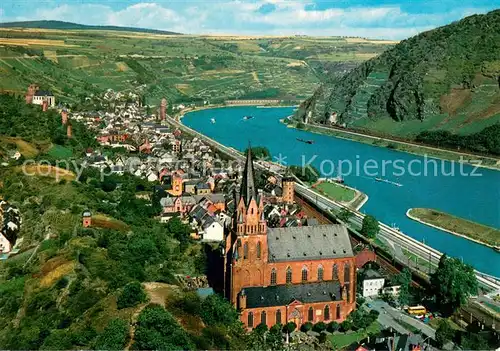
[225,147,268,304]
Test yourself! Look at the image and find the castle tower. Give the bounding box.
[168,172,183,196]
[42,98,48,112]
[282,176,295,204]
[67,123,72,138]
[160,98,167,120]
[61,109,68,125]
[82,210,92,228]
[225,146,268,304]
[25,84,39,104]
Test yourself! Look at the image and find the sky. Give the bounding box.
[0,0,499,39]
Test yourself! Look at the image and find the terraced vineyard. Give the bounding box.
[0,27,394,106]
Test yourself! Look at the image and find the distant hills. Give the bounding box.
[0,20,181,35]
[299,10,500,137]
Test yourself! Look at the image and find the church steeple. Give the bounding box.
[240,144,257,206]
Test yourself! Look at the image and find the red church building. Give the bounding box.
[224,149,356,330]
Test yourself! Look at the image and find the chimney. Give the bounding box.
[67,124,72,138]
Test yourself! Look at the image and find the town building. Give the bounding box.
[361,269,385,297]
[32,90,56,108]
[224,149,356,330]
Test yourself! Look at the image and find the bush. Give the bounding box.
[301,322,313,332]
[94,319,129,350]
[283,321,297,334]
[327,321,339,332]
[200,294,239,327]
[340,319,352,332]
[117,281,147,309]
[313,321,327,332]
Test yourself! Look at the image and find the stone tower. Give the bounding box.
[25,84,39,104]
[160,98,167,120]
[42,98,49,112]
[61,109,68,125]
[82,210,92,228]
[67,123,72,138]
[224,147,268,304]
[281,176,295,204]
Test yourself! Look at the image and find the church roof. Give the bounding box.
[240,146,257,206]
[267,224,353,262]
[243,281,341,308]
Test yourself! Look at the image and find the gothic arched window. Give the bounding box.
[301,266,308,282]
[324,305,330,321]
[286,267,292,284]
[317,265,324,281]
[270,268,277,285]
[308,307,314,322]
[332,264,338,280]
[344,263,351,284]
[243,242,249,259]
[261,311,267,326]
[248,312,254,328]
[276,309,282,325]
[256,241,261,259]
[336,304,341,320]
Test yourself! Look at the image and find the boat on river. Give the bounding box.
[210,118,216,124]
[243,115,254,120]
[375,177,403,187]
[297,138,314,144]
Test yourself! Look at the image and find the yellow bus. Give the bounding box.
[407,306,427,315]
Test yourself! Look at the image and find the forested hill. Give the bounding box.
[0,20,181,35]
[299,10,500,138]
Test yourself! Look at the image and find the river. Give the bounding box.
[182,106,500,277]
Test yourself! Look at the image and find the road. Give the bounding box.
[166,115,500,293]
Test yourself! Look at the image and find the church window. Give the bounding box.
[324,305,330,321]
[243,243,249,259]
[317,265,324,281]
[332,264,338,280]
[308,307,314,321]
[276,309,282,324]
[336,304,341,319]
[257,241,261,259]
[344,263,351,284]
[286,267,292,284]
[248,312,254,328]
[261,311,267,325]
[301,266,308,282]
[270,269,277,285]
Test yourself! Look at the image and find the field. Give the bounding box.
[314,181,356,202]
[0,28,393,106]
[90,214,130,232]
[408,208,500,247]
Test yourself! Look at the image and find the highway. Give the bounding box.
[167,115,500,292]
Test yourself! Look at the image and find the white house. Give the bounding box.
[362,269,385,297]
[32,90,56,107]
[0,233,12,253]
[200,218,224,242]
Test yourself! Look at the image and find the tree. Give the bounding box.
[301,321,313,332]
[289,165,320,183]
[337,208,353,223]
[313,321,327,332]
[244,146,271,160]
[283,321,297,334]
[327,321,339,332]
[392,268,412,306]
[430,255,478,315]
[117,281,147,309]
[200,294,239,327]
[435,319,455,348]
[94,319,129,350]
[361,215,379,239]
[134,304,194,350]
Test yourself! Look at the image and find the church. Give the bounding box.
[224,149,356,329]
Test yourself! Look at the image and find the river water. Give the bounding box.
[183,106,500,277]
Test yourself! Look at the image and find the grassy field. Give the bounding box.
[328,322,381,349]
[0,28,393,106]
[314,181,356,202]
[91,214,130,232]
[408,208,500,247]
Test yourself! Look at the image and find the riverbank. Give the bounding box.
[406,208,500,250]
[288,122,500,171]
[177,102,297,119]
[310,179,368,210]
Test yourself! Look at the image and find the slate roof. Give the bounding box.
[34,90,53,97]
[267,224,353,262]
[243,281,342,308]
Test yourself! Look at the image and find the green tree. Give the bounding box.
[244,146,271,160]
[289,165,320,183]
[361,215,379,239]
[134,304,194,350]
[117,281,147,309]
[283,321,297,334]
[94,319,129,350]
[435,319,455,348]
[430,255,478,315]
[392,268,412,306]
[301,321,313,332]
[200,294,239,327]
[337,208,353,222]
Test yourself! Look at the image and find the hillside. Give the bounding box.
[299,10,500,139]
[0,20,181,35]
[0,26,393,106]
